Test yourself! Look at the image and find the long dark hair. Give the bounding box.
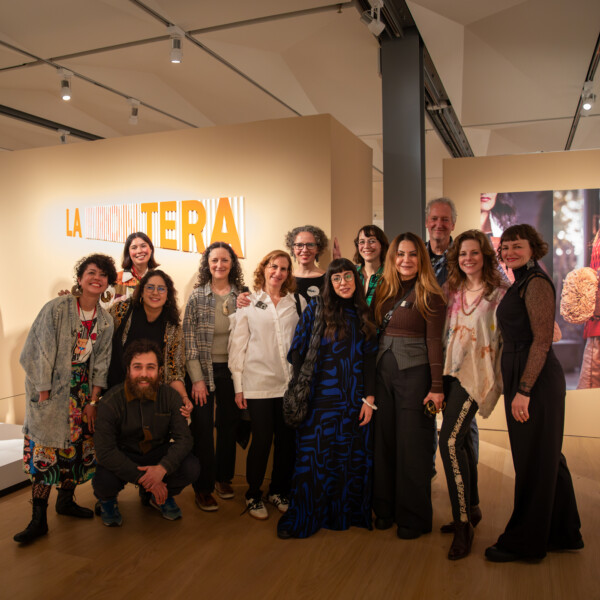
[133,269,180,325]
[352,224,389,266]
[446,230,503,297]
[195,241,245,289]
[321,258,376,341]
[122,232,159,270]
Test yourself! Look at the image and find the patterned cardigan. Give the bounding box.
[110,298,185,384]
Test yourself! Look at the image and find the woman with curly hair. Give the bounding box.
[183,242,245,511]
[113,232,160,302]
[485,224,583,562]
[15,254,117,544]
[371,232,446,540]
[228,250,305,520]
[277,258,377,539]
[438,230,507,560]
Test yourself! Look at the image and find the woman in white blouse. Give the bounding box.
[229,250,306,520]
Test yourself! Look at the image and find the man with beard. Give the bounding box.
[93,339,199,526]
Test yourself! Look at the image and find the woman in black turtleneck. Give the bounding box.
[485,224,583,562]
[372,232,446,540]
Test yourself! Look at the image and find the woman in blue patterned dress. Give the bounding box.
[277,258,378,539]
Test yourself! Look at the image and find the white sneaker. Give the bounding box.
[245,497,268,520]
[268,493,289,513]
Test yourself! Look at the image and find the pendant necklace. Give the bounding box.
[461,284,484,316]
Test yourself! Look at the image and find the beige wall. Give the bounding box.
[444,148,600,437]
[0,114,372,424]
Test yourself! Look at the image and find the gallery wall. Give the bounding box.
[444,148,600,438]
[0,114,373,424]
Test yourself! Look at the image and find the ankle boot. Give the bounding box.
[448,521,474,560]
[56,488,94,519]
[14,499,49,544]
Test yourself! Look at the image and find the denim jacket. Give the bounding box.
[20,295,114,448]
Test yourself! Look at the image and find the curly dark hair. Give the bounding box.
[132,269,180,325]
[284,225,329,262]
[321,258,376,341]
[123,339,164,371]
[353,224,389,266]
[195,242,245,289]
[252,250,296,295]
[498,224,549,262]
[74,253,118,286]
[446,230,503,296]
[122,232,159,271]
[491,193,518,231]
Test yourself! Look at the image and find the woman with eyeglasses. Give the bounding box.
[276,259,377,539]
[228,250,305,520]
[372,233,446,540]
[183,242,245,511]
[108,269,190,413]
[353,225,389,306]
[438,230,506,560]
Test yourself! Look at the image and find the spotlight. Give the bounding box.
[362,0,385,38]
[128,98,140,125]
[58,128,69,144]
[582,80,596,111]
[58,68,73,101]
[168,25,185,63]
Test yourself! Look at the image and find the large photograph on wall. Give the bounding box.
[480,189,600,390]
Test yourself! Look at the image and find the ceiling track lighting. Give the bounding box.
[58,68,73,101]
[128,98,140,125]
[361,0,386,37]
[58,128,70,144]
[168,25,185,64]
[582,80,596,111]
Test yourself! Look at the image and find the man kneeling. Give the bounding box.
[93,339,199,526]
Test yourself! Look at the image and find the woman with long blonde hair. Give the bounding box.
[372,232,446,540]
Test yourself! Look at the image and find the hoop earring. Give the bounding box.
[101,290,113,303]
[71,284,82,297]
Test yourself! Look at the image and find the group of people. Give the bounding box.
[15,198,583,564]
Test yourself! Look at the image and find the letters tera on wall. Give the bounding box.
[66,196,245,257]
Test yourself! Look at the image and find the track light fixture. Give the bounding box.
[58,68,72,101]
[168,25,185,64]
[128,98,140,125]
[582,80,596,111]
[58,128,69,144]
[361,0,385,37]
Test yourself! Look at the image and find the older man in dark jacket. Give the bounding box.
[93,339,199,526]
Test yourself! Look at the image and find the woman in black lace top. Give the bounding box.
[485,225,583,562]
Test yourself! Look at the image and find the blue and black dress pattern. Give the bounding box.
[278,299,377,538]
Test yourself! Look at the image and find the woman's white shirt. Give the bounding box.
[228,291,306,399]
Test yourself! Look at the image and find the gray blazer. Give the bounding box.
[20,295,113,448]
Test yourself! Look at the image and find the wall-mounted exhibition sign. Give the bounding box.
[66,196,245,257]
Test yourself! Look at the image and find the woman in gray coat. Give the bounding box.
[14,254,117,544]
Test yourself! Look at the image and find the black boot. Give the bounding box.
[56,488,94,519]
[448,521,474,560]
[14,498,49,544]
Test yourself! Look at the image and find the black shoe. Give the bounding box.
[14,500,48,544]
[277,528,293,539]
[375,517,394,530]
[448,522,474,560]
[55,489,94,519]
[485,545,521,562]
[397,526,422,540]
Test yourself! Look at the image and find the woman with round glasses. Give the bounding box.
[353,225,389,306]
[108,270,190,412]
[277,259,377,539]
[228,250,305,520]
[372,232,446,540]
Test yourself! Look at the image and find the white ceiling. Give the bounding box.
[1,0,599,215]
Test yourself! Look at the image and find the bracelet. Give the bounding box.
[362,398,377,410]
[89,399,100,406]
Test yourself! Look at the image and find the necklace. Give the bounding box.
[77,300,97,336]
[461,285,484,316]
[464,282,484,292]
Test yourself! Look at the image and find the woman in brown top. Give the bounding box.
[485,225,583,562]
[372,232,446,539]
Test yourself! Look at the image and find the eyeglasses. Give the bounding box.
[331,272,354,285]
[145,284,167,294]
[358,239,378,247]
[293,243,317,250]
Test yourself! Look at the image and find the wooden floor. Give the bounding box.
[1,430,597,600]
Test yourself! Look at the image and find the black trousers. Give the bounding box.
[188,363,241,492]
[93,444,200,500]
[245,397,296,500]
[497,348,582,558]
[439,377,479,523]
[373,352,435,533]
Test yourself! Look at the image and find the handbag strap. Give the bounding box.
[381,288,413,331]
